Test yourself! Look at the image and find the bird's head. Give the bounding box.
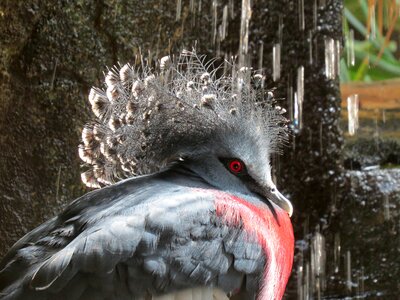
[79,50,292,216]
[183,128,293,216]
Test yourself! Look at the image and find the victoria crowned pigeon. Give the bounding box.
[0,50,294,300]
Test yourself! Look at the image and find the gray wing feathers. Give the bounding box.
[30,214,146,292]
[30,247,74,291]
[0,176,265,299]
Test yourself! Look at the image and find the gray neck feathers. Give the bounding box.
[79,50,287,188]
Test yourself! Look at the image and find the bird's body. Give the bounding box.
[0,51,294,299]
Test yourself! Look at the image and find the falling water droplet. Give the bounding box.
[319,122,323,154]
[311,230,326,299]
[238,0,252,68]
[146,49,153,67]
[360,266,365,296]
[258,41,264,71]
[272,43,281,81]
[309,30,313,65]
[313,0,318,30]
[297,263,304,300]
[335,39,341,77]
[298,0,305,31]
[347,94,359,136]
[189,0,196,26]
[347,29,355,66]
[324,37,337,79]
[278,14,283,43]
[190,0,195,13]
[382,109,386,123]
[221,5,229,41]
[294,92,299,128]
[383,195,391,220]
[294,66,305,130]
[212,0,218,45]
[287,73,295,136]
[223,52,229,74]
[304,262,310,300]
[324,37,334,79]
[334,233,341,273]
[176,0,182,21]
[229,0,234,19]
[345,250,352,293]
[374,114,380,139]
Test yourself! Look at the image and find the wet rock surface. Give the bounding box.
[290,168,400,299]
[333,168,399,298]
[343,138,400,170]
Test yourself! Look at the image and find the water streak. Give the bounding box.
[190,0,195,12]
[304,262,310,299]
[383,195,390,220]
[297,263,304,300]
[319,123,323,154]
[311,231,326,298]
[212,0,218,45]
[189,0,196,26]
[324,38,340,79]
[313,0,318,30]
[294,66,304,130]
[335,39,341,77]
[345,250,352,292]
[229,0,234,19]
[298,0,305,31]
[374,116,379,139]
[273,43,281,81]
[347,94,359,136]
[309,30,313,65]
[221,5,228,41]
[293,92,298,123]
[360,266,365,296]
[287,75,294,124]
[347,29,355,66]
[176,0,182,21]
[258,42,264,71]
[333,232,341,273]
[238,0,252,68]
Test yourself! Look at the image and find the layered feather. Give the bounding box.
[79,50,288,188]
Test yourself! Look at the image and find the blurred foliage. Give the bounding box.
[341,0,400,82]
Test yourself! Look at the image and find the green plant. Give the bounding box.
[341,0,400,83]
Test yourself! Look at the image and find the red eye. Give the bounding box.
[229,160,243,174]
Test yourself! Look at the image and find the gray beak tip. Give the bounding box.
[271,189,293,218]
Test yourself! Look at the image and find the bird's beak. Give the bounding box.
[245,178,293,217]
[268,188,293,217]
